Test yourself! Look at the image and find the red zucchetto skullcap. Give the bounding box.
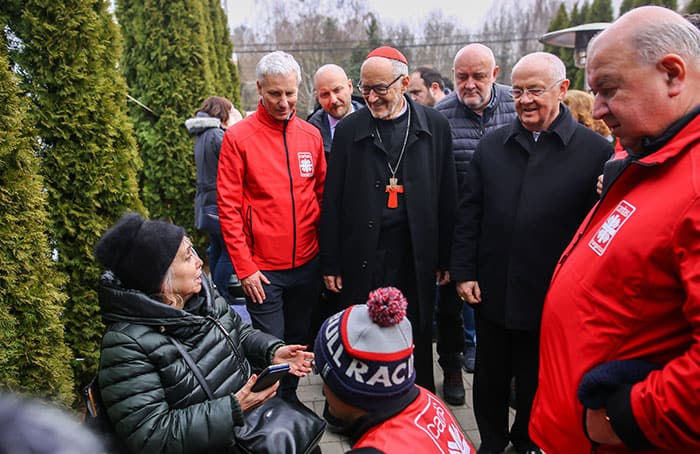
[365,46,408,64]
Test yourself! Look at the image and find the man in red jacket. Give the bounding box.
[217,51,326,401]
[530,7,700,453]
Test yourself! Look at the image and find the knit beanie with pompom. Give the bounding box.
[313,287,415,411]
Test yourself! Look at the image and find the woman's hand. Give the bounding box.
[235,374,278,412]
[273,345,314,376]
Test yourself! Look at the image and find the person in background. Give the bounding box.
[307,64,365,161]
[530,7,700,453]
[95,212,313,453]
[563,89,612,142]
[313,286,475,453]
[320,46,457,396]
[185,96,242,304]
[452,52,612,454]
[407,66,447,107]
[435,43,517,392]
[217,51,326,402]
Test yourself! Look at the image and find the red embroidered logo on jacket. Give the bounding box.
[298,152,314,177]
[589,200,636,256]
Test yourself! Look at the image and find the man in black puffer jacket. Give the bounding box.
[434,43,517,404]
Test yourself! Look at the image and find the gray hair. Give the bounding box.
[511,52,566,83]
[256,51,302,85]
[633,20,700,65]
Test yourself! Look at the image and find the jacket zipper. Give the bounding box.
[282,119,297,268]
[246,206,254,256]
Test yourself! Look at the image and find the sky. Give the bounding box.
[226,0,495,31]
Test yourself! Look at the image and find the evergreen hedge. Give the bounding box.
[0,41,74,405]
[3,0,144,393]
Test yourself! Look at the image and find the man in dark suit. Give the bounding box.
[451,52,612,454]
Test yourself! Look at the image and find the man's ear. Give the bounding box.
[658,54,686,97]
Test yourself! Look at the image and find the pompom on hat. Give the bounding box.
[313,287,415,411]
[365,46,408,65]
[95,212,185,294]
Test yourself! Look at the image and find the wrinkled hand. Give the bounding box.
[597,174,604,196]
[241,271,270,304]
[323,275,343,293]
[235,374,278,412]
[585,408,622,445]
[273,345,314,377]
[456,280,482,305]
[435,270,450,286]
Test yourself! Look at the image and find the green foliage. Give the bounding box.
[587,0,614,21]
[118,0,223,238]
[688,0,700,13]
[619,0,677,15]
[3,0,144,394]
[0,40,75,404]
[207,0,241,107]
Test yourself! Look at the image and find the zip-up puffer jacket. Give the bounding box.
[217,101,326,279]
[98,272,283,453]
[435,84,516,182]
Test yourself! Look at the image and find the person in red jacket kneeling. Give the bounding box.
[314,287,475,453]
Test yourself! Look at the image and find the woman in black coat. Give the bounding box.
[95,212,313,453]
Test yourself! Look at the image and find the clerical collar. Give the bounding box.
[378,98,408,123]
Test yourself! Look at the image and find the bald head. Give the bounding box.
[313,64,355,120]
[453,43,495,69]
[586,6,700,152]
[452,43,499,114]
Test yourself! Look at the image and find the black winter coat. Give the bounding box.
[450,105,613,330]
[185,112,225,230]
[320,96,457,327]
[98,272,283,453]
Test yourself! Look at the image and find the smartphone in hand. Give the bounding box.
[250,363,290,392]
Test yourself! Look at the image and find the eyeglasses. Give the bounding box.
[357,75,404,96]
[511,79,565,100]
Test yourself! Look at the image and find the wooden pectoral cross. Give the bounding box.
[385,177,404,209]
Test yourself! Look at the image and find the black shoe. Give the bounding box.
[462,345,476,373]
[442,370,465,405]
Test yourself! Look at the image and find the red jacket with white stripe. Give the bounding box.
[530,112,700,453]
[217,101,325,279]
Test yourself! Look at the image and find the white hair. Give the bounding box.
[511,52,566,83]
[256,51,302,85]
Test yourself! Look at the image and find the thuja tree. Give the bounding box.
[117,0,218,231]
[3,0,143,390]
[207,0,241,105]
[0,42,75,404]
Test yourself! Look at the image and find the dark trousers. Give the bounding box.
[246,256,321,398]
[370,224,435,393]
[436,282,466,372]
[473,314,540,452]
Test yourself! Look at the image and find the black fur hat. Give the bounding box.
[95,212,185,294]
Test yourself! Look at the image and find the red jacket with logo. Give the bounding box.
[217,101,325,279]
[530,113,700,453]
[352,386,474,453]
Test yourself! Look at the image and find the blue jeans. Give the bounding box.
[463,301,476,348]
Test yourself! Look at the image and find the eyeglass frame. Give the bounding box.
[511,78,565,100]
[357,74,404,97]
